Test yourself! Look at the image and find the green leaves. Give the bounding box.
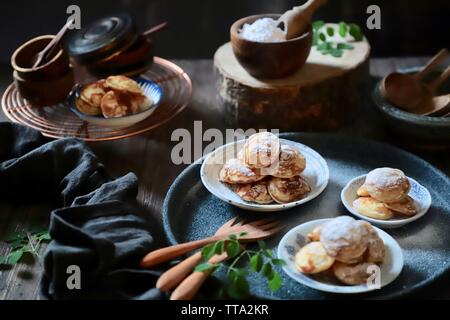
[338,21,348,37]
[250,253,263,272]
[195,235,286,299]
[312,21,363,58]
[226,240,241,259]
[349,23,363,41]
[194,262,219,273]
[0,226,51,266]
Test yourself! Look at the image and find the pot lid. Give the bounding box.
[67,13,139,64]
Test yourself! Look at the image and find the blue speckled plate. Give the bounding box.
[162,133,450,299]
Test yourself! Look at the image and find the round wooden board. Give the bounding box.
[214,26,371,131]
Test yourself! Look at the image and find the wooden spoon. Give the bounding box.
[32,18,74,68]
[381,48,449,111]
[140,218,282,268]
[143,21,168,37]
[278,0,327,40]
[409,65,450,116]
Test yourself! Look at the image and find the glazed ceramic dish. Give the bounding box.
[277,218,403,294]
[69,77,162,128]
[163,133,450,299]
[341,175,431,228]
[200,138,329,212]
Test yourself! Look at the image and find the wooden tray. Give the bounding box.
[1,57,192,142]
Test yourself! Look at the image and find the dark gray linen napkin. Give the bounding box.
[0,122,166,299]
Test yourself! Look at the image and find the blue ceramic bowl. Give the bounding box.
[372,68,450,150]
[69,77,163,128]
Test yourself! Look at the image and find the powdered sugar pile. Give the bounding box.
[240,18,286,42]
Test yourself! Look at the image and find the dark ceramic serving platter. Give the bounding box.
[162,133,450,299]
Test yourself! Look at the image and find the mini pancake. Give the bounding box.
[385,195,417,216]
[264,144,306,178]
[307,225,322,242]
[244,132,281,168]
[357,184,370,197]
[219,158,265,184]
[268,176,311,204]
[353,197,393,220]
[364,167,410,203]
[295,241,335,274]
[100,90,135,118]
[75,97,102,116]
[235,181,273,204]
[105,75,142,94]
[333,261,377,285]
[363,223,385,263]
[80,79,107,108]
[320,216,369,264]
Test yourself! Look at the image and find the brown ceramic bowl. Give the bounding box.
[230,14,312,79]
[11,35,74,107]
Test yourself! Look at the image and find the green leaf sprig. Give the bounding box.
[195,234,286,299]
[312,21,363,58]
[0,226,51,265]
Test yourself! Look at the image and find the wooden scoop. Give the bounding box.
[406,65,450,116]
[381,48,449,111]
[32,18,74,68]
[278,0,327,40]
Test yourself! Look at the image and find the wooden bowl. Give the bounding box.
[230,14,312,79]
[11,35,74,107]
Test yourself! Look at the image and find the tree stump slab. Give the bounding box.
[214,37,370,131]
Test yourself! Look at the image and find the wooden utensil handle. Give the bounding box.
[170,251,229,300]
[140,236,220,268]
[170,269,211,300]
[429,65,450,91]
[415,48,449,80]
[156,251,203,291]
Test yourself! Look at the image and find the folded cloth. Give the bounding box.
[0,122,166,299]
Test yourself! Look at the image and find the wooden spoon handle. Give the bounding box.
[156,251,203,291]
[170,251,229,300]
[140,236,220,268]
[143,22,168,37]
[429,65,450,92]
[414,48,449,80]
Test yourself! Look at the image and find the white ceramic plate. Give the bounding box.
[277,218,404,294]
[341,175,432,228]
[70,77,163,128]
[200,138,329,212]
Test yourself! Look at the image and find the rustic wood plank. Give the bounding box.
[0,58,449,300]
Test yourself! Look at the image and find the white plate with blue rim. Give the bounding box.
[69,77,163,128]
[200,138,329,212]
[341,174,432,229]
[277,218,404,294]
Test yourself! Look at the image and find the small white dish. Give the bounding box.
[341,174,432,229]
[200,138,329,212]
[277,218,404,294]
[69,77,162,128]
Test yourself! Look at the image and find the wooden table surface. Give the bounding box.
[1,58,449,300]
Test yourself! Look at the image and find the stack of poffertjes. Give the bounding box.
[353,167,417,220]
[296,216,385,285]
[219,132,311,204]
[76,75,152,118]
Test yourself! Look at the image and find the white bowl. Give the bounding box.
[277,218,404,294]
[341,175,431,229]
[200,138,329,212]
[69,77,162,128]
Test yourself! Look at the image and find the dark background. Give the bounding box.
[0,0,449,63]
